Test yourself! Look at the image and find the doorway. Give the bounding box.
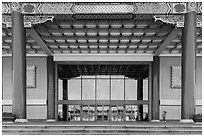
[57,63,151,122]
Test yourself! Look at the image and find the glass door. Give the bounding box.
[97,105,103,121]
[103,105,109,121]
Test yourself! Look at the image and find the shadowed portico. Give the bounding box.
[2,2,202,124]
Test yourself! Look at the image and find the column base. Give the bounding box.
[180,119,194,124]
[151,120,160,123]
[14,119,28,123]
[46,119,56,122]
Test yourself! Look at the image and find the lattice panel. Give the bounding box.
[74,4,134,14]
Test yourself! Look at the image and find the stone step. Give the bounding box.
[2,129,202,135]
[2,124,202,129]
[2,126,202,135]
[2,123,202,135]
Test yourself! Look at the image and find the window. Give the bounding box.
[68,78,81,100]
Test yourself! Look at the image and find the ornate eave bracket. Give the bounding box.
[2,15,54,28]
[154,15,202,27]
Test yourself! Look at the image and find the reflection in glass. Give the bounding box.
[125,79,137,100]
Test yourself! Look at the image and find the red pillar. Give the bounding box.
[11,11,27,122]
[181,11,196,123]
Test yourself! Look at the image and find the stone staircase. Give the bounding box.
[2,122,202,135]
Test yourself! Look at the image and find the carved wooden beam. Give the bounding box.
[27,27,53,56]
[154,28,181,56]
[2,15,54,28]
[2,2,202,28]
[2,2,202,15]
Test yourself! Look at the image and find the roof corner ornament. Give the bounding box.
[2,15,54,28]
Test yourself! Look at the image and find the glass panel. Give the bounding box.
[132,105,138,121]
[68,105,75,121]
[117,106,124,121]
[82,105,89,121]
[125,79,137,100]
[58,79,63,100]
[143,105,149,121]
[68,79,81,100]
[103,106,109,121]
[97,79,109,100]
[111,106,118,121]
[89,105,95,121]
[58,104,63,121]
[97,106,103,121]
[111,75,124,78]
[97,75,110,78]
[75,105,81,121]
[143,79,148,100]
[68,105,81,121]
[82,79,95,100]
[111,78,124,100]
[125,105,135,121]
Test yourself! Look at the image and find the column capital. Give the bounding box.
[187,2,202,13]
[10,2,21,12]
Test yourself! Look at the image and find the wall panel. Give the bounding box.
[2,57,47,119]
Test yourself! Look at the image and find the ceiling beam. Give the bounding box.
[54,54,153,61]
[27,27,53,56]
[154,28,181,56]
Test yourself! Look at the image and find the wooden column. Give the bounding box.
[151,56,160,121]
[11,11,27,122]
[62,79,68,121]
[137,78,143,121]
[181,11,196,121]
[47,56,55,121]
